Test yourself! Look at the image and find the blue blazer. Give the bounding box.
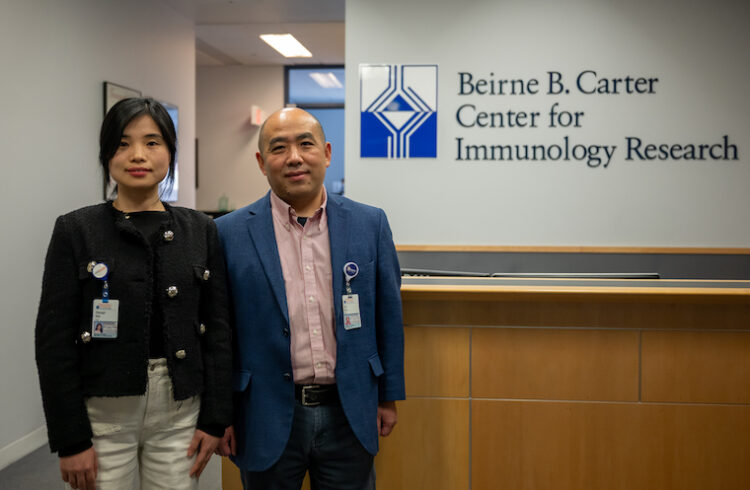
[215,192,405,471]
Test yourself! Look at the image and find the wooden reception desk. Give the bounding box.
[224,276,750,489]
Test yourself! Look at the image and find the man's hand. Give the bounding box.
[377,401,398,437]
[187,429,221,478]
[60,446,98,490]
[215,425,237,457]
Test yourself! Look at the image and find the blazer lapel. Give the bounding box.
[245,195,289,324]
[326,195,351,306]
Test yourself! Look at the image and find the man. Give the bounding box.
[215,107,405,489]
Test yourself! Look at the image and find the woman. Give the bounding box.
[35,97,232,490]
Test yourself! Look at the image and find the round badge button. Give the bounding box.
[92,262,109,279]
[343,262,359,280]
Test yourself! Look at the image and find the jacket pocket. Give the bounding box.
[368,354,384,377]
[232,370,252,392]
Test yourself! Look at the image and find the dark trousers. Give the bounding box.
[240,401,375,490]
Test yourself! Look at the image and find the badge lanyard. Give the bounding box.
[343,261,359,294]
[92,262,110,302]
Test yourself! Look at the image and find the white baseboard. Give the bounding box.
[0,426,48,471]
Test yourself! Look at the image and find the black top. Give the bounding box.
[127,211,169,359]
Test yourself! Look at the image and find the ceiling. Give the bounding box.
[162,0,345,66]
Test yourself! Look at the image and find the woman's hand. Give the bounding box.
[60,447,98,490]
[187,429,221,478]
[215,425,236,457]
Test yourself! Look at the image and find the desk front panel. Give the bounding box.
[393,281,750,490]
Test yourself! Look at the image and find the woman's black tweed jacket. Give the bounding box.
[35,202,232,453]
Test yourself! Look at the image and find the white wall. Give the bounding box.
[0,0,196,468]
[345,0,750,247]
[196,66,284,211]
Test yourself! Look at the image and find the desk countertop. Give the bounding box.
[400,276,750,304]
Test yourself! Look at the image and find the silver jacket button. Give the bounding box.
[167,286,179,298]
[175,349,186,360]
[87,261,96,273]
[81,331,92,343]
[202,269,211,281]
[163,230,174,241]
[199,323,206,335]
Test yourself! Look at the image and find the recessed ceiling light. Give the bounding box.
[309,72,343,89]
[259,34,312,58]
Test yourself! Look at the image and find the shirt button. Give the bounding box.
[175,349,186,360]
[305,265,311,272]
[81,331,92,343]
[313,329,319,335]
[167,286,179,298]
[316,362,322,368]
[199,323,206,335]
[163,230,175,241]
[282,328,290,337]
[283,373,292,381]
[86,261,96,273]
[202,269,211,281]
[308,296,315,303]
[284,223,290,231]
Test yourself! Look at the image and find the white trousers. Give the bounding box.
[67,358,201,490]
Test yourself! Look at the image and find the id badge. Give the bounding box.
[92,299,119,338]
[342,294,362,330]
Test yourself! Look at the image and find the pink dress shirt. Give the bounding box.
[270,190,336,385]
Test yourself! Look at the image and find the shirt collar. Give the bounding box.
[270,188,328,229]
